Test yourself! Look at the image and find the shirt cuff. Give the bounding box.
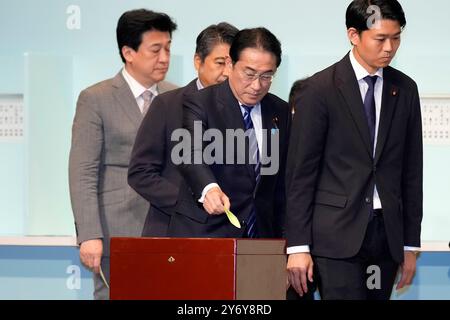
[286,245,310,254]
[404,246,421,251]
[198,183,220,203]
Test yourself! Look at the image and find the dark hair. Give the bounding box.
[229,27,282,67]
[116,9,177,63]
[289,78,309,116]
[195,22,239,62]
[346,0,406,33]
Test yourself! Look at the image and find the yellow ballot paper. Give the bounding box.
[224,207,241,229]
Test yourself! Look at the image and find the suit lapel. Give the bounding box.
[216,81,246,131]
[112,72,142,128]
[217,81,255,180]
[254,96,276,192]
[336,54,373,159]
[261,97,276,169]
[374,68,399,164]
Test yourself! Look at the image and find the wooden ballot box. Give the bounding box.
[110,237,286,300]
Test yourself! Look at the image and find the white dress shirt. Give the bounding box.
[349,48,383,210]
[122,67,158,113]
[199,102,263,203]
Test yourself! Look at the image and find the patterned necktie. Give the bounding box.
[363,75,378,151]
[242,105,261,179]
[242,105,260,238]
[141,90,153,116]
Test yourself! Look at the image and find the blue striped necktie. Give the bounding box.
[242,105,260,238]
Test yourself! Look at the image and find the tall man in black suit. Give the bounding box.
[128,22,239,237]
[177,28,290,239]
[286,0,423,300]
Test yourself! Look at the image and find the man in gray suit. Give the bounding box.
[69,9,177,300]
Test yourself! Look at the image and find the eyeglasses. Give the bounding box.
[240,69,275,85]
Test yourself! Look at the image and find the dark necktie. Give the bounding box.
[242,105,259,238]
[363,76,377,220]
[363,75,378,151]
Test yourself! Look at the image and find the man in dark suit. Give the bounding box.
[177,27,290,239]
[128,22,239,237]
[285,0,423,300]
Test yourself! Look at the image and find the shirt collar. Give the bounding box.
[196,78,205,90]
[238,101,261,115]
[349,48,383,81]
[122,67,158,99]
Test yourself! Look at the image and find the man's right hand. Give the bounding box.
[80,239,103,274]
[203,187,230,215]
[287,252,314,297]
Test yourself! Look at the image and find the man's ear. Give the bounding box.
[347,27,361,46]
[122,46,135,63]
[194,54,202,71]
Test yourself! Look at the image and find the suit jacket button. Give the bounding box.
[365,197,371,204]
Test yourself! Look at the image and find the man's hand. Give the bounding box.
[287,253,314,297]
[396,251,417,290]
[203,186,230,215]
[80,239,103,274]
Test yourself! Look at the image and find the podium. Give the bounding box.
[110,237,286,300]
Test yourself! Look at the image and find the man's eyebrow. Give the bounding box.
[374,31,402,37]
[149,40,172,47]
